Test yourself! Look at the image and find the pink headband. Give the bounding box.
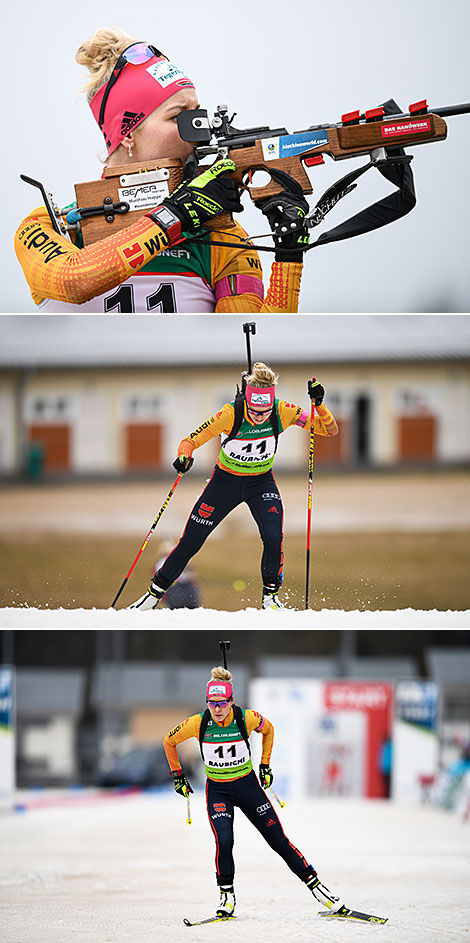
[90,56,196,154]
[245,384,276,410]
[206,681,233,700]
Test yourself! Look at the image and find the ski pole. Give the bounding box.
[305,391,316,610]
[186,792,192,825]
[111,472,183,608]
[269,787,285,809]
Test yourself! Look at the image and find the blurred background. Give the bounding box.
[5,0,470,313]
[0,314,469,611]
[1,629,469,821]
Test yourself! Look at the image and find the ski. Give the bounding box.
[183,915,237,926]
[319,906,388,924]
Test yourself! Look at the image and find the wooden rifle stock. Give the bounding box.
[229,112,448,202]
[73,111,448,244]
[74,158,235,245]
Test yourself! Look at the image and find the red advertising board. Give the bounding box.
[324,683,393,798]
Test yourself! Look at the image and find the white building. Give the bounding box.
[0,315,469,476]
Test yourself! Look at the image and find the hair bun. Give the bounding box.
[76,27,136,101]
[210,666,232,683]
[246,362,278,387]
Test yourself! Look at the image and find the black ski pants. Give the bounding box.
[155,467,284,589]
[206,771,313,886]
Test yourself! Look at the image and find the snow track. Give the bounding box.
[1,791,468,943]
[1,607,469,627]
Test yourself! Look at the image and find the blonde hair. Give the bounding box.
[245,362,279,387]
[209,666,232,683]
[76,27,137,102]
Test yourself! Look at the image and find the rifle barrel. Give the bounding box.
[351,103,470,125]
[429,103,470,117]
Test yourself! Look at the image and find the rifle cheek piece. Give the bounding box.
[177,109,212,143]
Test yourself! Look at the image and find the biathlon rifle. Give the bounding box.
[178,96,470,252]
[219,640,231,670]
[20,96,469,250]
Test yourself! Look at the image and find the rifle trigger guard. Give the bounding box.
[370,147,414,167]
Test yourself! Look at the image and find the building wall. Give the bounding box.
[0,386,16,472]
[1,360,469,476]
[130,706,199,768]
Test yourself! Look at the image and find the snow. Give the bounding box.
[1,790,468,943]
[1,607,469,628]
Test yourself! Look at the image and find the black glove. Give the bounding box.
[163,158,243,235]
[307,378,325,406]
[173,455,194,474]
[255,169,310,262]
[259,763,274,789]
[172,770,194,796]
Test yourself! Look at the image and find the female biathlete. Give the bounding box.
[164,665,344,920]
[130,363,337,610]
[14,27,309,313]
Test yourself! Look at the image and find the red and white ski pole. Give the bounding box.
[111,472,183,608]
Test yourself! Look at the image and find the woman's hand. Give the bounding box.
[173,454,194,473]
[255,169,310,262]
[307,378,325,405]
[259,763,274,788]
[172,770,194,796]
[164,158,243,234]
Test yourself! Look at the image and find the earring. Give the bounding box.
[128,144,133,158]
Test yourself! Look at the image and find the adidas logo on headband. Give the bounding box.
[120,110,146,136]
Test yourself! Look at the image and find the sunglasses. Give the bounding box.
[98,43,166,130]
[206,699,231,709]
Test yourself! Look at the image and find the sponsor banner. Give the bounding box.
[395,681,439,730]
[381,117,431,139]
[118,181,170,211]
[0,668,15,808]
[392,681,440,803]
[261,129,329,161]
[249,679,392,800]
[324,683,393,799]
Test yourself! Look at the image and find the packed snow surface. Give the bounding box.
[1,607,469,627]
[1,790,468,942]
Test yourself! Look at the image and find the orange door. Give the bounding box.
[125,423,163,469]
[28,424,70,471]
[398,415,436,461]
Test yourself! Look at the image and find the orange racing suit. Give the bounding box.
[14,205,304,312]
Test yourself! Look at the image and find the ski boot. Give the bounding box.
[262,583,284,609]
[307,871,343,913]
[128,578,166,610]
[216,885,236,918]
